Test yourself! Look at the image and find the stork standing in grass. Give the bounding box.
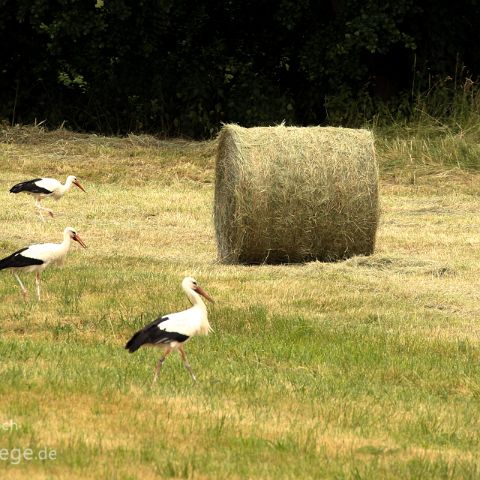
[0,227,87,300]
[125,277,214,384]
[9,175,86,219]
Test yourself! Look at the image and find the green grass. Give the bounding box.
[372,76,480,183]
[0,124,479,478]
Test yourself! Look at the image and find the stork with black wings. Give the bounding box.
[125,277,214,383]
[0,227,87,300]
[10,175,86,220]
[125,277,214,384]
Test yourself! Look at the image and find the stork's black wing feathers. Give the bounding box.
[10,179,51,194]
[125,316,189,353]
[0,247,44,270]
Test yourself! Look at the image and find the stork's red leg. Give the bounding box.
[34,199,54,219]
[152,348,172,385]
[35,272,41,301]
[179,346,197,382]
[12,272,28,300]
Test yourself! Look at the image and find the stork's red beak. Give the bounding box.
[73,180,86,192]
[194,285,214,303]
[73,234,87,248]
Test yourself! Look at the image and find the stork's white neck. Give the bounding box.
[59,230,73,252]
[47,230,74,264]
[182,285,211,335]
[185,287,207,311]
[184,285,211,335]
[59,176,75,195]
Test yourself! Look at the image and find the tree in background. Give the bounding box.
[0,0,479,137]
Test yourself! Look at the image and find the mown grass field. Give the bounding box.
[0,124,479,479]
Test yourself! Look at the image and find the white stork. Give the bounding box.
[125,276,214,384]
[0,227,87,300]
[9,175,86,219]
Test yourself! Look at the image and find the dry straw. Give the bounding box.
[214,124,379,264]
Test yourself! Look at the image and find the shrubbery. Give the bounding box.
[1,0,479,137]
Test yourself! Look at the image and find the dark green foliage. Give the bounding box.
[0,0,480,137]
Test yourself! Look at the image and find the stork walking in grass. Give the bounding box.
[9,175,86,220]
[0,227,87,300]
[125,277,214,384]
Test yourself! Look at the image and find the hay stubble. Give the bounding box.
[0,125,479,479]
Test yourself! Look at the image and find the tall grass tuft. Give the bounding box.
[374,72,480,178]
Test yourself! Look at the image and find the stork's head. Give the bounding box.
[182,276,214,303]
[67,175,86,192]
[64,227,87,248]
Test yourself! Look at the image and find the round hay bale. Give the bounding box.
[214,124,379,264]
